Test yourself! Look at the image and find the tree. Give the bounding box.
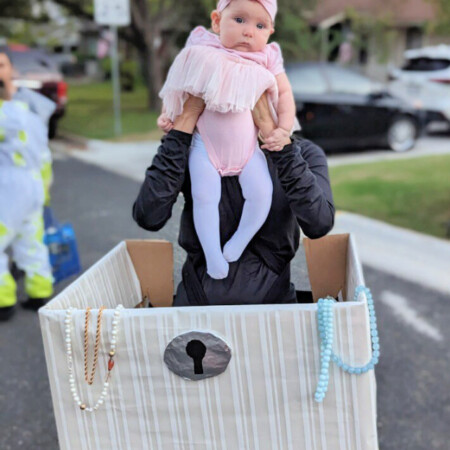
[125,0,212,110]
[46,0,212,109]
[0,0,34,20]
[272,0,319,61]
[428,0,450,35]
[0,0,50,45]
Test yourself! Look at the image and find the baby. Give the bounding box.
[158,0,296,279]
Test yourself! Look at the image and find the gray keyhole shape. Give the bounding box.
[164,331,232,381]
[186,340,206,374]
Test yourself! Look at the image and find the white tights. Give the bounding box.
[189,133,273,279]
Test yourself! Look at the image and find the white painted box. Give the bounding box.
[39,234,379,449]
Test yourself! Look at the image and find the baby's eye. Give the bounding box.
[234,17,244,24]
[257,23,265,29]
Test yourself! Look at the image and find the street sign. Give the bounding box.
[93,0,131,136]
[94,0,131,27]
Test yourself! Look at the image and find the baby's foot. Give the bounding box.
[223,238,245,263]
[206,255,229,280]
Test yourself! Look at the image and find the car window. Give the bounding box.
[11,51,59,75]
[402,58,450,72]
[324,66,375,95]
[286,66,328,95]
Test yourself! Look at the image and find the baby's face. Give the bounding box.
[212,0,274,52]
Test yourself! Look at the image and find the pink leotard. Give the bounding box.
[160,26,285,176]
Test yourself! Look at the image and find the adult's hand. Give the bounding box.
[252,92,291,149]
[172,95,205,134]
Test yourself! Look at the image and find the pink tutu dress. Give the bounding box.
[159,26,285,176]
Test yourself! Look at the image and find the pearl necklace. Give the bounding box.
[65,304,124,412]
[314,286,380,403]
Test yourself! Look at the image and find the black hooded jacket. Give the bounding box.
[133,130,335,306]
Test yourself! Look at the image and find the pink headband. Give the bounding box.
[217,0,277,22]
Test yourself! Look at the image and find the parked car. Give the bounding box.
[388,79,450,132]
[286,63,424,152]
[389,45,450,85]
[9,46,67,138]
[386,45,450,132]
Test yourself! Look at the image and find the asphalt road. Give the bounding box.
[1,156,449,450]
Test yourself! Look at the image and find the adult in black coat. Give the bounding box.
[133,94,335,306]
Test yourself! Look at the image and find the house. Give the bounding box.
[305,0,450,80]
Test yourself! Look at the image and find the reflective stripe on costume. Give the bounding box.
[25,273,53,299]
[0,221,16,307]
[41,161,53,206]
[0,272,17,308]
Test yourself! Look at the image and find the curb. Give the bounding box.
[332,211,450,295]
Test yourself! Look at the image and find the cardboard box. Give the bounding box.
[39,234,379,449]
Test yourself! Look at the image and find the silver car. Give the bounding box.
[389,44,450,85]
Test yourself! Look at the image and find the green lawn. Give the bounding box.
[59,82,160,140]
[330,154,450,239]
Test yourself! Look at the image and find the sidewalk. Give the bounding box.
[51,136,450,295]
[52,134,450,179]
[50,137,160,183]
[327,135,450,167]
[332,212,450,295]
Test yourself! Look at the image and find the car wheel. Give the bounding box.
[387,116,417,152]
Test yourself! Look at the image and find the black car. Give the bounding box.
[286,63,425,152]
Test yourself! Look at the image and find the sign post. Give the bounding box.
[94,0,131,136]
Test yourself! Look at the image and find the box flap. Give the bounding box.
[303,234,348,302]
[126,240,173,307]
[346,235,365,300]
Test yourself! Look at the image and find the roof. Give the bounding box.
[307,0,437,27]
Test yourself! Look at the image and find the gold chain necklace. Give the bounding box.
[84,306,106,385]
[66,304,123,412]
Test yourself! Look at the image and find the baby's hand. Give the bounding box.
[157,113,174,133]
[261,127,291,151]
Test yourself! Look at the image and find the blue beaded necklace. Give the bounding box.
[314,286,380,403]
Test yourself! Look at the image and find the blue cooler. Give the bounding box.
[44,207,82,284]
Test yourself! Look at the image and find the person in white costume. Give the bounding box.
[0,47,56,207]
[0,50,54,321]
